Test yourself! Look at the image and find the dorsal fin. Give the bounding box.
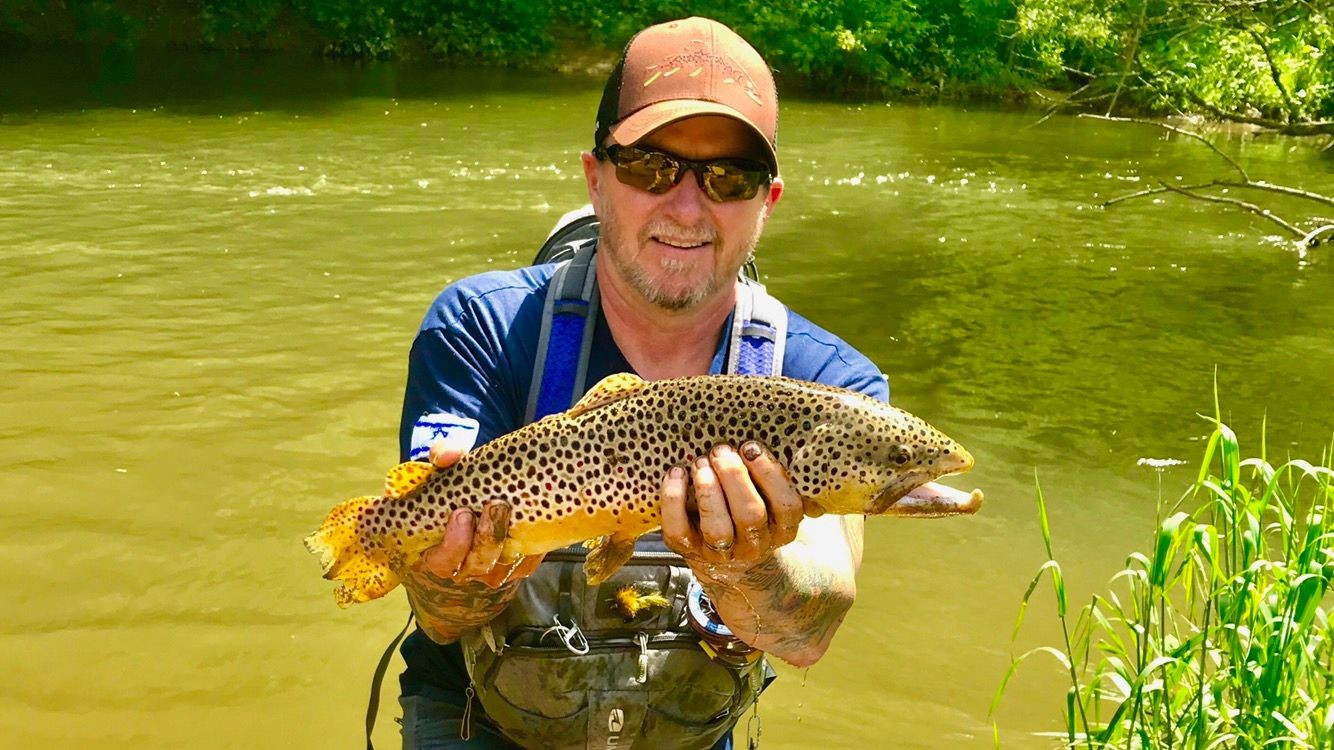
[566,373,647,417]
[384,461,434,499]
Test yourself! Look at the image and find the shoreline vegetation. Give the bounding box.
[2,1,1331,136]
[994,405,1334,748]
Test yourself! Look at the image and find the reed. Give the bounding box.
[992,409,1334,748]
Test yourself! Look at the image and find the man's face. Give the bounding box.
[582,115,784,312]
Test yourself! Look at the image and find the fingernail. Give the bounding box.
[453,508,471,522]
[669,466,685,479]
[488,504,507,522]
[712,444,732,457]
[695,456,710,470]
[741,442,762,461]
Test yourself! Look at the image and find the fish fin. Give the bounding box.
[304,495,401,607]
[583,531,639,585]
[385,461,434,499]
[567,373,647,417]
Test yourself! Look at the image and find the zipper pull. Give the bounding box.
[460,685,475,741]
[635,632,649,684]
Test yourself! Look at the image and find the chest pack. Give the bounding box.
[455,206,788,749]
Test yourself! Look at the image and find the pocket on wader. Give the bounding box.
[469,636,757,750]
[461,554,764,749]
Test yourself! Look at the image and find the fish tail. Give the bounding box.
[303,495,401,607]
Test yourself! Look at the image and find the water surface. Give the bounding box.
[3,51,1332,748]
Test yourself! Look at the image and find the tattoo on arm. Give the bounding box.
[697,548,855,658]
[404,570,522,644]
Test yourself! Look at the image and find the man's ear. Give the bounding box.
[763,176,784,218]
[581,151,602,210]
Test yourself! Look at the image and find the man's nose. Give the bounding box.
[659,167,709,221]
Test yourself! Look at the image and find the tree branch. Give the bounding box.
[1216,180,1334,209]
[1245,27,1297,123]
[1184,91,1334,135]
[1157,181,1306,238]
[1079,113,1250,181]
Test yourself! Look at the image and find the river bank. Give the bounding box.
[3,1,1331,134]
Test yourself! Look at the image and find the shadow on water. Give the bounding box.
[0,45,598,117]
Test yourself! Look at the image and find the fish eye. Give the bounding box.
[891,445,914,465]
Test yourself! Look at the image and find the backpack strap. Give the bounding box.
[525,241,600,423]
[726,278,787,377]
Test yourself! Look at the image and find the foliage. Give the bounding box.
[993,411,1334,747]
[1,1,1331,126]
[1010,0,1334,128]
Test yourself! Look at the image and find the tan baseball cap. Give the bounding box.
[594,17,779,173]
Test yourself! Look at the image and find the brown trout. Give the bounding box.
[305,373,982,606]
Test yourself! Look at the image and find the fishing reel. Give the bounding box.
[685,581,761,666]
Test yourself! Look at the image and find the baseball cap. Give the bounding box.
[594,17,779,173]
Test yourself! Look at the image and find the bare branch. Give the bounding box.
[1101,181,1216,207]
[1185,91,1334,135]
[1157,181,1306,238]
[1079,114,1250,181]
[1300,225,1334,247]
[1216,180,1334,209]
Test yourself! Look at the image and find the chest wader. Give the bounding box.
[375,206,789,749]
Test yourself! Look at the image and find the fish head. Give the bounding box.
[857,406,975,516]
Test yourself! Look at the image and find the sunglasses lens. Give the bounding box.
[614,149,677,194]
[606,147,769,202]
[701,163,764,201]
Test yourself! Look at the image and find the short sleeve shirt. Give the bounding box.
[397,262,889,701]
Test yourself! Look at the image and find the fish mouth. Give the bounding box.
[868,444,977,515]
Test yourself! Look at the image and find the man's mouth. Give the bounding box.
[652,236,711,250]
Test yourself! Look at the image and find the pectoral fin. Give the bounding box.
[583,532,639,584]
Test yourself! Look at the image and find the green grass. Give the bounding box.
[992,407,1334,748]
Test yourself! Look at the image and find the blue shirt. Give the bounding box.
[397,262,889,700]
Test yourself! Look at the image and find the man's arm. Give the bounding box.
[698,515,862,666]
[660,442,862,667]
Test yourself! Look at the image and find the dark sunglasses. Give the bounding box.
[595,144,772,202]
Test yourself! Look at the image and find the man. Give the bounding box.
[391,17,917,749]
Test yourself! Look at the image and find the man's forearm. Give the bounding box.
[696,543,857,667]
[404,569,522,644]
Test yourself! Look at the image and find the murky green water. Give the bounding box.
[3,51,1332,748]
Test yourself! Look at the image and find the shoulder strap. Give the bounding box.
[525,241,600,423]
[726,278,788,377]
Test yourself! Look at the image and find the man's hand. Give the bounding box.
[657,440,862,667]
[408,438,545,588]
[399,437,543,644]
[659,441,803,565]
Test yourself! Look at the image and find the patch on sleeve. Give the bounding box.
[409,413,480,461]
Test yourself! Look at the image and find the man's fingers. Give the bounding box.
[419,508,475,577]
[457,503,507,577]
[660,466,700,555]
[428,436,470,469]
[742,441,804,546]
[692,455,735,560]
[710,444,770,560]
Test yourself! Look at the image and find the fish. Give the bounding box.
[305,373,983,607]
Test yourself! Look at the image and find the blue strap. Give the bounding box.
[534,299,590,419]
[735,322,777,376]
[727,280,787,377]
[525,242,599,423]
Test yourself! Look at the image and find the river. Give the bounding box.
[2,49,1332,748]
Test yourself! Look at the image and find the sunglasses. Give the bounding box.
[595,144,772,202]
